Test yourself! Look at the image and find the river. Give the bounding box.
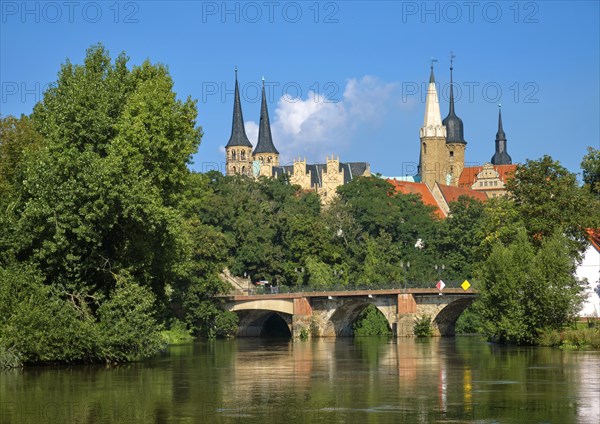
[1,337,599,423]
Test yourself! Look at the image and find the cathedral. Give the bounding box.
[225,60,515,204]
[224,70,370,202]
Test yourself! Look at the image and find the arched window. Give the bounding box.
[259,156,264,162]
[232,150,237,160]
[233,166,237,173]
[449,151,454,158]
[242,166,246,174]
[267,156,272,163]
[241,150,246,160]
[423,143,427,154]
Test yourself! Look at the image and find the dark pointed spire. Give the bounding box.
[442,53,466,144]
[491,105,512,165]
[429,57,437,83]
[225,67,253,148]
[253,77,279,155]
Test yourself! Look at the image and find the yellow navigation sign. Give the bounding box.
[461,280,471,291]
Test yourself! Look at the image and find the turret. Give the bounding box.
[491,105,512,165]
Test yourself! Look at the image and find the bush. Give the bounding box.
[0,343,23,369]
[96,276,166,362]
[353,305,392,336]
[161,319,194,345]
[413,315,433,337]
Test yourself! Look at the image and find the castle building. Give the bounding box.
[225,70,370,202]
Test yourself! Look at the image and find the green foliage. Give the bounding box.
[506,155,597,252]
[538,327,600,349]
[581,146,600,197]
[435,196,485,280]
[96,275,166,362]
[476,229,584,345]
[161,319,194,345]
[184,276,238,339]
[0,45,234,364]
[353,305,392,336]
[454,304,484,334]
[413,315,433,337]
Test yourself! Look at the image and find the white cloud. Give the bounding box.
[244,76,397,164]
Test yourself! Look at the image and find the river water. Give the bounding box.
[1,337,599,423]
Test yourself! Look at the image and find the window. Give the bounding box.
[268,156,272,163]
[259,156,263,162]
[479,181,483,187]
[242,166,246,174]
[241,150,246,160]
[449,151,454,158]
[232,151,237,160]
[494,181,498,187]
[233,166,237,173]
[423,143,427,154]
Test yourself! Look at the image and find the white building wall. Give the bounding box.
[576,244,600,317]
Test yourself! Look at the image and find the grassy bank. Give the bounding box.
[538,326,600,349]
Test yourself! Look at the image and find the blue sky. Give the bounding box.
[1,1,599,177]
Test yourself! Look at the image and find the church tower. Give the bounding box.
[490,105,512,165]
[419,62,447,189]
[252,78,279,172]
[225,68,253,176]
[442,54,467,186]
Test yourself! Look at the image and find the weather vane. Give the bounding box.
[430,57,438,69]
[450,51,455,69]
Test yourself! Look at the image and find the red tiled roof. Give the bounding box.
[458,164,517,188]
[387,179,445,218]
[437,184,488,204]
[586,229,600,252]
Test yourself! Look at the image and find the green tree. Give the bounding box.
[581,146,600,197]
[506,155,596,252]
[476,229,584,345]
[435,196,485,281]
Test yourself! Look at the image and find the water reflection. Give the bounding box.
[1,338,599,423]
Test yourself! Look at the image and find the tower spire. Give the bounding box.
[422,59,444,133]
[225,68,253,148]
[491,104,512,165]
[253,78,279,155]
[442,52,466,144]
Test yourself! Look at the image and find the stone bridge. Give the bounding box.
[224,288,476,338]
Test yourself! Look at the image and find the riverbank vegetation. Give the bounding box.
[1,46,599,366]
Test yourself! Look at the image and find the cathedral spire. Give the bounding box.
[253,77,279,155]
[421,59,445,136]
[491,105,512,165]
[442,52,466,144]
[226,67,253,148]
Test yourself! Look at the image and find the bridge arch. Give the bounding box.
[431,297,475,336]
[236,310,292,337]
[319,298,395,337]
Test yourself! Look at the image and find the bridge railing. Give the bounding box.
[248,281,469,295]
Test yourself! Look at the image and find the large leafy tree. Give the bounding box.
[0,45,212,363]
[476,229,584,344]
[506,155,597,253]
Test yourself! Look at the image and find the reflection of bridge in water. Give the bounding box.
[224,288,477,338]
